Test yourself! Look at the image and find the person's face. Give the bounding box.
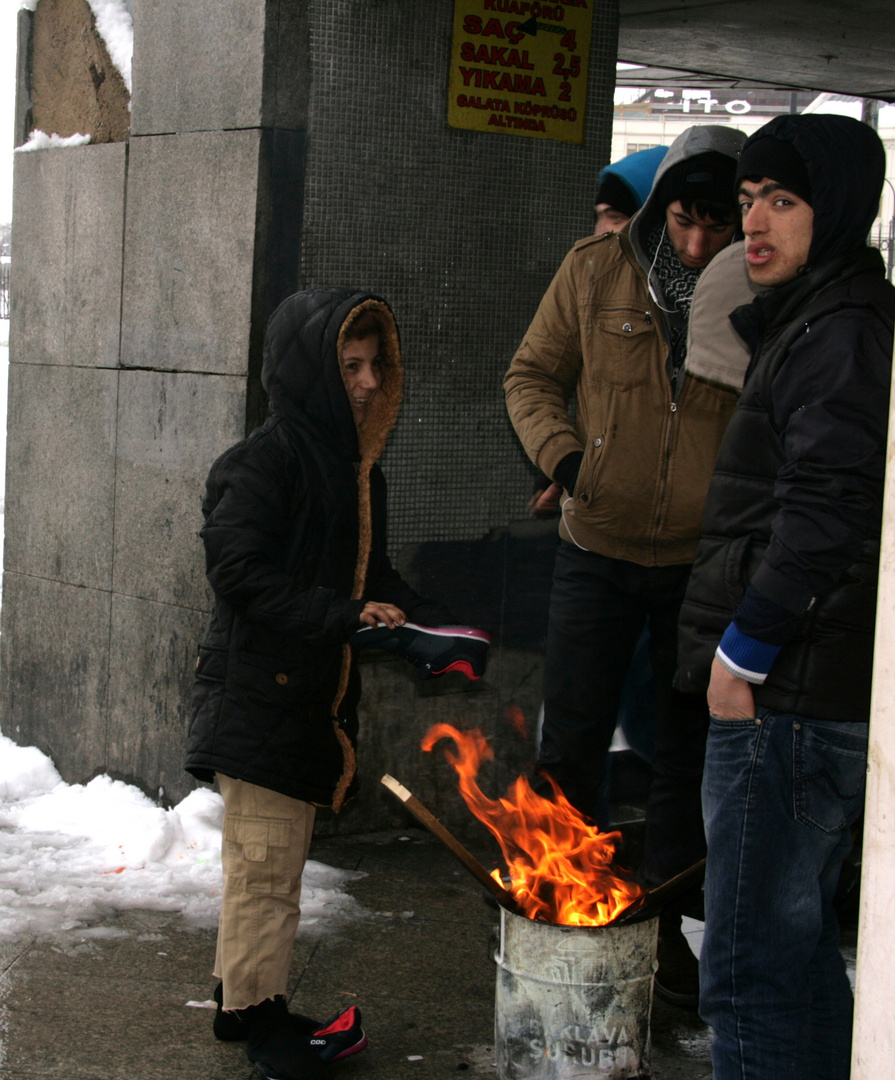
[594,203,630,235]
[340,334,383,426]
[664,200,736,270]
[737,178,814,287]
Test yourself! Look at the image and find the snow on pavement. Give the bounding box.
[0,732,368,941]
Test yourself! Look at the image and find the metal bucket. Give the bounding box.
[493,905,658,1079]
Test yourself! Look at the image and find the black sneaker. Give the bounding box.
[351,622,491,680]
[244,998,332,1080]
[249,1006,366,1078]
[308,1005,367,1062]
[249,1026,331,1080]
[212,982,320,1042]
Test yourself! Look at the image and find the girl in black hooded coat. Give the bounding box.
[186,288,454,1079]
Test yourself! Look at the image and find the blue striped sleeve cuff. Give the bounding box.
[716,623,782,685]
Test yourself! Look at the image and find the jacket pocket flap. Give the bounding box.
[195,645,227,682]
[596,313,654,337]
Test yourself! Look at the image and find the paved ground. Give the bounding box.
[0,742,862,1080]
[0,825,722,1080]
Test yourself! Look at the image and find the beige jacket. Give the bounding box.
[685,241,765,391]
[505,228,741,566]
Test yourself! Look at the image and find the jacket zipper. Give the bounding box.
[650,311,685,565]
[624,246,686,565]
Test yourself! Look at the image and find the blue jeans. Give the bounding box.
[700,709,867,1080]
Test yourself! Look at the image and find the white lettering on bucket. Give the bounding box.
[527,1035,637,1066]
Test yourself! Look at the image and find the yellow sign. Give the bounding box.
[447,1,593,143]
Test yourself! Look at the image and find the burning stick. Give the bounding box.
[612,858,707,925]
[380,773,519,913]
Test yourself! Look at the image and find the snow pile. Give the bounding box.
[86,0,133,92]
[15,130,91,153]
[0,733,368,941]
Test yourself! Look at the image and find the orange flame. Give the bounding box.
[421,723,643,926]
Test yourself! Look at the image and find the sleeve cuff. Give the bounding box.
[716,623,782,685]
[553,452,584,495]
[537,431,585,482]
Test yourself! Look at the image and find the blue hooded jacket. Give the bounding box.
[597,145,668,214]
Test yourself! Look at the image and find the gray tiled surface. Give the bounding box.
[0,830,715,1080]
[293,0,619,549]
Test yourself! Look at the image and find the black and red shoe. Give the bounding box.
[214,985,365,1063]
[308,1005,367,1062]
[351,622,492,680]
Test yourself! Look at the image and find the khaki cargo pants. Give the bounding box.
[214,774,316,1011]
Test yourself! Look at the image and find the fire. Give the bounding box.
[421,723,643,926]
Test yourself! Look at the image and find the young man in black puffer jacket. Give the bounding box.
[677,115,894,1080]
[186,288,489,1080]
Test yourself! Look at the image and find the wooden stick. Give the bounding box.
[381,773,518,912]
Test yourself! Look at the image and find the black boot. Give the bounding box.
[654,912,699,1011]
[241,997,331,1080]
[212,982,320,1042]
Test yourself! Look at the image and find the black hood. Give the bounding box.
[736,114,885,268]
[261,287,403,463]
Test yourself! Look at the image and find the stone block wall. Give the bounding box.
[6,139,248,803]
[5,0,617,836]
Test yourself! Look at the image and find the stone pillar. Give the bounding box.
[852,332,895,1077]
[5,0,618,833]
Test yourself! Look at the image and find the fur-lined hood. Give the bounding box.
[261,287,403,468]
[261,289,406,808]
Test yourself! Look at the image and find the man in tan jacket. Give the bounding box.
[505,123,745,1007]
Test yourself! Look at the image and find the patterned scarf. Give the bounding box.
[647,224,703,363]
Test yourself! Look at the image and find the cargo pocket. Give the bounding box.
[223,816,293,895]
